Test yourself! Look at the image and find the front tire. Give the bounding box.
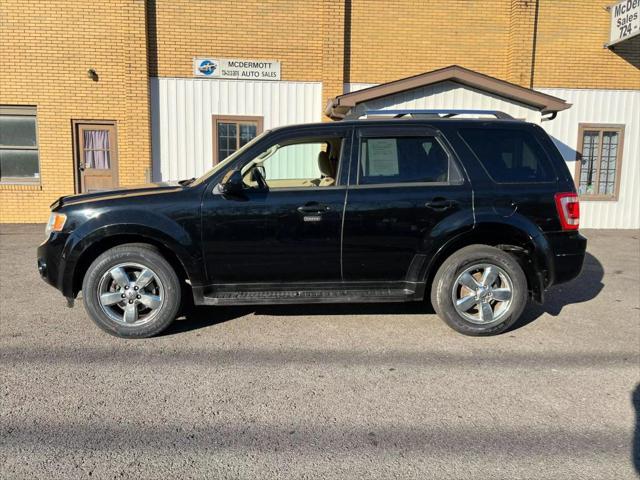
[431,245,528,336]
[82,244,181,338]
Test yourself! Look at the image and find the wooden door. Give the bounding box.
[74,122,118,192]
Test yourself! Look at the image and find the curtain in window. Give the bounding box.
[84,129,110,169]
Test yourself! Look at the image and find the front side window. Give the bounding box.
[459,127,555,183]
[242,137,343,189]
[576,125,624,199]
[358,136,459,185]
[213,115,263,164]
[0,106,40,182]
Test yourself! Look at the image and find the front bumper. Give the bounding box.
[37,232,72,297]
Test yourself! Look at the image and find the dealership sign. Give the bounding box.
[607,0,640,47]
[193,58,281,80]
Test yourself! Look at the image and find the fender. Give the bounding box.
[58,209,203,297]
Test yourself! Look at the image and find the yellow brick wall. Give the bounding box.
[1,0,637,224]
[0,0,151,223]
[149,0,344,106]
[346,0,639,89]
[507,0,537,86]
[347,0,513,84]
[533,0,640,89]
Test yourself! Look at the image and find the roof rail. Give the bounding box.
[357,109,515,120]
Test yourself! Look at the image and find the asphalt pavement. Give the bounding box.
[1,225,639,479]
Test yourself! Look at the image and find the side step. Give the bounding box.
[201,288,416,306]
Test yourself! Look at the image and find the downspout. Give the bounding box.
[529,0,540,89]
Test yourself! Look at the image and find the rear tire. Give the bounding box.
[431,245,527,336]
[82,244,181,338]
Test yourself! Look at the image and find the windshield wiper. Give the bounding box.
[178,177,196,186]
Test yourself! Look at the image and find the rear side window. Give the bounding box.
[358,136,462,185]
[459,128,555,183]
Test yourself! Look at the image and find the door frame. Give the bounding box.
[71,119,119,193]
[211,115,264,165]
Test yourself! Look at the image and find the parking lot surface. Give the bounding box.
[1,225,639,479]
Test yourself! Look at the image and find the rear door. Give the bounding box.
[341,124,473,283]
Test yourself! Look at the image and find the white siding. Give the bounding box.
[346,81,542,123]
[539,88,640,229]
[150,77,323,182]
[346,83,639,229]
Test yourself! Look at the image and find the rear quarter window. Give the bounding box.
[459,127,556,183]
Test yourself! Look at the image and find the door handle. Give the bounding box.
[425,199,457,211]
[297,204,331,214]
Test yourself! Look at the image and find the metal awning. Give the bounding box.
[325,65,571,120]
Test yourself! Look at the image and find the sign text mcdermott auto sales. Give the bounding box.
[193,58,281,80]
[608,0,640,46]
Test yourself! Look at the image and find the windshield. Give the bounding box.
[190,130,270,186]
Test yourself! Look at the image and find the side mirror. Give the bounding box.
[250,165,268,190]
[251,165,266,183]
[216,169,244,197]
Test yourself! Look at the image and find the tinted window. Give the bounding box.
[358,136,459,185]
[460,128,555,183]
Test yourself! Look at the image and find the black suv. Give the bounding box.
[38,114,586,338]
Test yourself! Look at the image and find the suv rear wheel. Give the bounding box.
[431,245,527,336]
[82,244,181,338]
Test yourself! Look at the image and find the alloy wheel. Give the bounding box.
[451,263,514,325]
[97,262,165,327]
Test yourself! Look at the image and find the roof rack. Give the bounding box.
[357,109,514,120]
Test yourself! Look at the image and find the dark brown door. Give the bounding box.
[74,122,118,192]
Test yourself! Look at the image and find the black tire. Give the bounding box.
[82,243,181,338]
[430,245,528,336]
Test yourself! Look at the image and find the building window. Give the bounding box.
[576,124,624,200]
[212,115,263,164]
[0,106,40,183]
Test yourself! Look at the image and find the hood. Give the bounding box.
[51,182,184,209]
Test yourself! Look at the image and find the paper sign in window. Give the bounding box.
[367,138,399,176]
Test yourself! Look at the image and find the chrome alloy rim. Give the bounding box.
[97,262,164,327]
[451,263,513,325]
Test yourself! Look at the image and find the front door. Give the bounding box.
[341,125,473,283]
[74,122,118,192]
[201,127,351,290]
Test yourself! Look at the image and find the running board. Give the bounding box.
[200,287,417,306]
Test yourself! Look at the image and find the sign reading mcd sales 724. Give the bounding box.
[608,0,640,47]
[193,58,280,80]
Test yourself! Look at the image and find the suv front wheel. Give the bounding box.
[431,245,528,336]
[82,244,181,338]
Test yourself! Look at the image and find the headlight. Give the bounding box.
[45,212,67,239]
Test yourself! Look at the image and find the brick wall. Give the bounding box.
[532,0,640,89]
[1,0,637,223]
[347,0,513,84]
[346,0,639,89]
[0,0,150,223]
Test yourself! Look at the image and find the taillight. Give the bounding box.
[554,192,580,230]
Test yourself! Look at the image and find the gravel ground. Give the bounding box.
[1,225,639,479]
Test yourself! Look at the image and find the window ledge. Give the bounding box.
[578,195,618,202]
[0,181,42,191]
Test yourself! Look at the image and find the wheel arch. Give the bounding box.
[422,222,553,303]
[66,232,195,298]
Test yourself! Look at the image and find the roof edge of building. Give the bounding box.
[325,65,572,119]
